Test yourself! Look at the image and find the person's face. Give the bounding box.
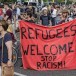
[31,16,35,21]
[20,14,24,19]
[57,7,60,10]
[4,5,7,10]
[62,12,68,18]
[27,15,31,21]
[7,20,11,25]
[73,9,76,14]
[0,23,4,32]
[43,10,47,15]
[12,4,15,9]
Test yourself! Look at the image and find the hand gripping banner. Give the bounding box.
[19,19,76,70]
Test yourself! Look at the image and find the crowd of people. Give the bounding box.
[0,2,76,74]
[0,2,76,29]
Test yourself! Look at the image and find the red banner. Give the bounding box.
[19,20,76,70]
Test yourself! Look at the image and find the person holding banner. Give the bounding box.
[58,9,73,24]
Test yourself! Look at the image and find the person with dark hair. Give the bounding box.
[20,12,36,23]
[26,13,36,23]
[7,19,16,42]
[12,3,17,17]
[7,19,13,33]
[20,12,36,68]
[51,4,57,26]
[0,20,13,75]
[4,3,12,20]
[73,8,76,18]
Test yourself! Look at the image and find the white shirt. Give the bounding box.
[16,7,20,16]
[51,9,57,18]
